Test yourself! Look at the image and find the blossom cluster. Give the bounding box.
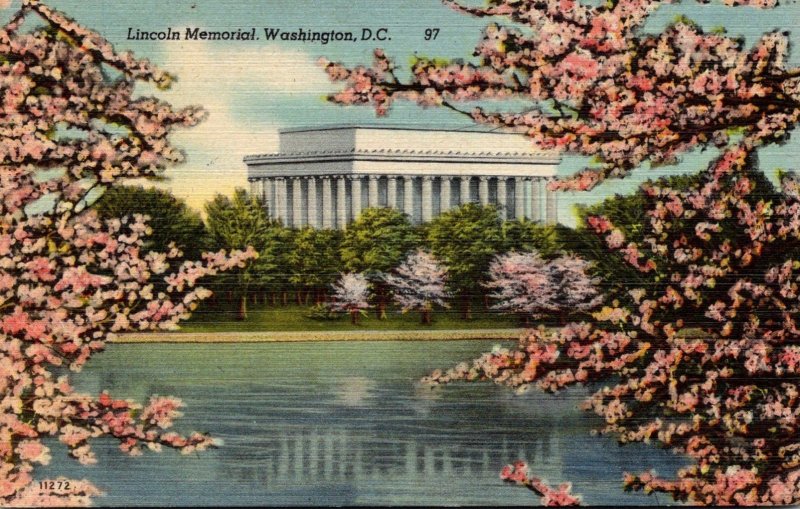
[321,0,799,190]
[328,272,371,314]
[425,140,800,505]
[499,461,581,507]
[485,251,601,319]
[0,1,255,505]
[383,249,449,315]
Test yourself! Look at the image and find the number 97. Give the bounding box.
[424,28,440,41]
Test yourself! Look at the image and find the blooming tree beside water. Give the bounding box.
[329,273,372,324]
[0,0,254,505]
[322,0,800,505]
[485,251,555,319]
[341,208,417,319]
[384,249,449,325]
[548,255,603,322]
[486,251,601,323]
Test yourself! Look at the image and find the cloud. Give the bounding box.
[162,39,333,102]
[140,40,333,212]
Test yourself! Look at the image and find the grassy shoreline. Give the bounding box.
[112,328,526,343]
[178,303,523,333]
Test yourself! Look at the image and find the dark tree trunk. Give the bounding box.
[296,290,303,305]
[421,309,432,325]
[270,292,277,306]
[281,291,288,306]
[376,284,388,320]
[483,294,490,309]
[237,294,247,321]
[350,309,358,325]
[461,294,472,320]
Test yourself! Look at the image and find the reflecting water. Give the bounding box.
[40,341,687,506]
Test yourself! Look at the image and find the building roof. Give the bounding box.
[244,124,558,164]
[277,124,511,134]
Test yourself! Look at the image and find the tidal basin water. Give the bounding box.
[41,340,688,506]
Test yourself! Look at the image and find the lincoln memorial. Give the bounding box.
[244,125,560,228]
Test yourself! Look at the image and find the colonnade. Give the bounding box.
[248,174,557,228]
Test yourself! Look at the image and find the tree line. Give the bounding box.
[96,185,603,323]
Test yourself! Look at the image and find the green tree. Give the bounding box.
[287,227,343,305]
[204,188,271,320]
[95,185,209,259]
[249,224,290,306]
[340,207,418,318]
[426,203,504,319]
[502,219,565,258]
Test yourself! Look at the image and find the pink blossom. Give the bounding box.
[0,1,254,505]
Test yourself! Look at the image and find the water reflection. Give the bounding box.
[217,423,564,487]
[332,376,376,407]
[40,341,686,506]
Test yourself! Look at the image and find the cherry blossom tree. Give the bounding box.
[341,208,418,320]
[321,0,798,191]
[384,249,449,325]
[0,1,255,505]
[548,254,603,323]
[485,251,555,320]
[426,150,800,505]
[322,0,800,505]
[329,272,371,324]
[486,251,601,323]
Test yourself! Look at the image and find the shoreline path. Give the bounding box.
[113,329,525,343]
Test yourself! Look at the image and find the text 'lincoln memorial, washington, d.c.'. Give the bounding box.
[245,125,560,228]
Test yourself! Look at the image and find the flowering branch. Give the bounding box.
[0,1,256,505]
[321,0,799,190]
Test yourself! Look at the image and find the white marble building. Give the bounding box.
[244,126,560,228]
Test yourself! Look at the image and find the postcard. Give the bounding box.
[2,0,800,506]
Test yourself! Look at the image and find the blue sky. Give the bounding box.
[4,0,800,225]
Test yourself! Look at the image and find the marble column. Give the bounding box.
[403,176,414,218]
[514,177,525,220]
[263,178,274,218]
[546,179,558,225]
[497,177,508,220]
[248,178,257,197]
[478,177,490,205]
[421,176,434,223]
[275,177,288,224]
[292,177,305,228]
[336,176,348,228]
[387,176,398,209]
[530,179,541,222]
[350,176,363,221]
[368,176,380,208]
[460,176,471,205]
[306,177,319,228]
[440,176,453,212]
[321,177,334,229]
